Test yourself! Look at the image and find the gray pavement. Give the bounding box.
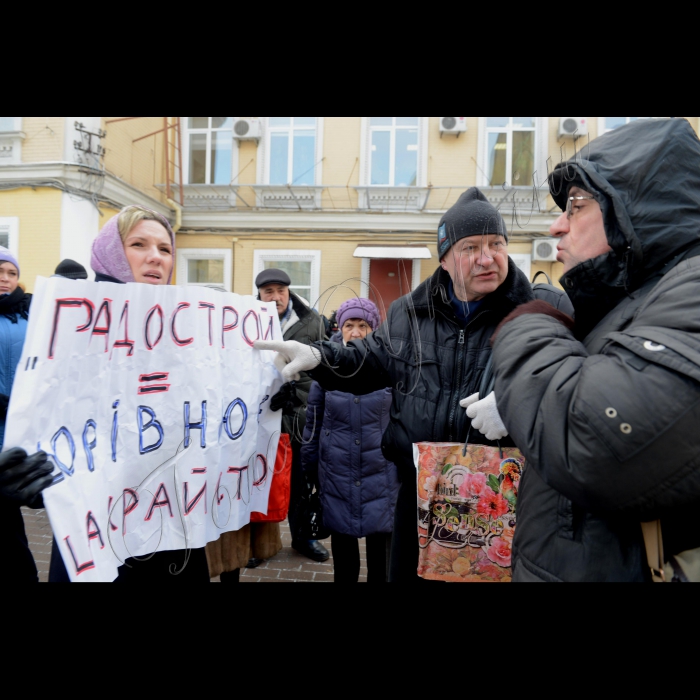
[22,508,367,583]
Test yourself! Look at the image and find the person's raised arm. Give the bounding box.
[492,295,700,519]
[256,312,394,396]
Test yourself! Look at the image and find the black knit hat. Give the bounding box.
[55,259,88,280]
[255,268,292,289]
[438,188,509,259]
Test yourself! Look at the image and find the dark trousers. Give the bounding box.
[0,504,39,583]
[389,477,422,583]
[50,538,210,583]
[220,569,241,584]
[288,444,306,544]
[332,533,390,584]
[115,547,210,583]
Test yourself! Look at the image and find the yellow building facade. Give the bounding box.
[2,117,697,315]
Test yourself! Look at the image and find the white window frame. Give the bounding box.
[177,247,233,291]
[0,119,24,163]
[597,116,659,135]
[0,217,19,258]
[478,117,549,188]
[0,117,22,133]
[360,117,429,187]
[258,117,324,186]
[181,117,239,186]
[253,249,322,307]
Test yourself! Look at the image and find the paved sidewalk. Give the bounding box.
[23,508,367,583]
[237,521,367,583]
[22,508,53,583]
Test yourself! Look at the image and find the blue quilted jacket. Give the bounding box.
[301,334,400,538]
[0,313,29,449]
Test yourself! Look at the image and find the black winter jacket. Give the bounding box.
[280,293,327,442]
[493,118,700,583]
[310,261,535,478]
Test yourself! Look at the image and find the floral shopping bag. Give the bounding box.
[414,442,525,583]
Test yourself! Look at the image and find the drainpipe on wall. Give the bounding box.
[166,197,182,233]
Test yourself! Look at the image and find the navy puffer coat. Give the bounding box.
[302,334,400,538]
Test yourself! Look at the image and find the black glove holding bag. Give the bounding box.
[0,448,54,509]
[270,382,303,413]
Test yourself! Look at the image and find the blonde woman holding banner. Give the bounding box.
[48,206,211,583]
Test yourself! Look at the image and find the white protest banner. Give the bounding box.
[4,277,283,583]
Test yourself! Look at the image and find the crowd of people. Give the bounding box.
[2,117,700,583]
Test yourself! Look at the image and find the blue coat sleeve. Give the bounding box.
[301,382,326,476]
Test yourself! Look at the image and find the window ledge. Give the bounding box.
[251,185,323,210]
[356,186,431,212]
[481,186,550,211]
[156,183,236,209]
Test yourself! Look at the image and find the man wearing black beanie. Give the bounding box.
[54,259,88,280]
[256,187,539,582]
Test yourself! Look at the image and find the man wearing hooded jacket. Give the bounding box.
[492,118,700,583]
[256,188,572,582]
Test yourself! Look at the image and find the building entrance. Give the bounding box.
[369,259,413,321]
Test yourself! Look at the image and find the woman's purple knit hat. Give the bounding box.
[0,246,20,278]
[337,297,382,331]
[91,207,176,284]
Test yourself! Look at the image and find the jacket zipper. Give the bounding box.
[447,329,466,442]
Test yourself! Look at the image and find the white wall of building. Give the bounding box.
[59,193,99,278]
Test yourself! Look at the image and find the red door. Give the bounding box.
[369,259,413,321]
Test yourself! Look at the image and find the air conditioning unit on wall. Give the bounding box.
[559,117,588,139]
[440,117,467,137]
[232,118,262,143]
[532,239,559,262]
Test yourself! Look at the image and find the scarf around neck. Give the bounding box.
[0,288,31,324]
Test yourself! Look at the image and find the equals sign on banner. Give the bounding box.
[138,373,171,395]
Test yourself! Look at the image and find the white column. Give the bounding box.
[59,118,104,277]
[59,193,100,278]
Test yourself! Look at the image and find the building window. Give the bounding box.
[185,117,235,185]
[266,118,318,186]
[253,250,321,307]
[177,248,233,291]
[601,117,655,133]
[484,117,537,187]
[0,218,19,258]
[0,117,20,132]
[368,117,421,186]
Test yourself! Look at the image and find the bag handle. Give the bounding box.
[532,271,553,286]
[641,520,666,583]
[462,354,503,458]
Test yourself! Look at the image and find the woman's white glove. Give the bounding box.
[254,340,322,382]
[460,392,509,441]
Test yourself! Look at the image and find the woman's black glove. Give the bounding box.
[0,448,54,509]
[270,382,303,413]
[0,394,9,419]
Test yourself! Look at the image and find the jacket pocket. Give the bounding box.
[557,495,583,542]
[578,331,700,463]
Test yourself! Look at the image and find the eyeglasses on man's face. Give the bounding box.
[566,196,596,219]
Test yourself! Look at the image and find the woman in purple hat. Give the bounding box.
[301,298,400,583]
[49,206,211,583]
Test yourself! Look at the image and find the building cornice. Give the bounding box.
[180,209,556,236]
[0,162,556,237]
[0,162,172,216]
